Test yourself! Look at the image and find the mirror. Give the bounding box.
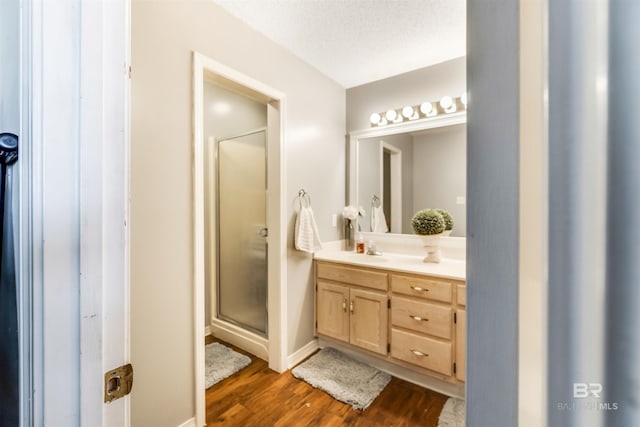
[348,112,466,237]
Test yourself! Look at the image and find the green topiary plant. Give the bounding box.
[435,209,454,231]
[411,209,445,235]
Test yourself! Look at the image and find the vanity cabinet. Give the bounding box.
[315,260,466,384]
[455,284,466,381]
[316,263,388,355]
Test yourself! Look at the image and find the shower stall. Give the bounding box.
[214,128,268,338]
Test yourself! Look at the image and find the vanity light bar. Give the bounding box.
[369,94,468,127]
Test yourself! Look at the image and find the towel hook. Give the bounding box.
[298,189,311,208]
[371,194,381,208]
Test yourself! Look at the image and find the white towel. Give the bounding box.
[295,205,323,253]
[370,206,389,233]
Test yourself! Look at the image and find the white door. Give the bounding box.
[21,1,131,426]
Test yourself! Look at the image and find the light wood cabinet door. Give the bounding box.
[316,281,349,343]
[349,288,388,355]
[456,308,466,381]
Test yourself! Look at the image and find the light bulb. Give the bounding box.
[385,109,397,121]
[370,112,381,125]
[440,96,456,113]
[420,102,434,116]
[440,96,453,109]
[402,106,414,119]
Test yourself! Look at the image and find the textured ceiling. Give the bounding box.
[213,0,466,88]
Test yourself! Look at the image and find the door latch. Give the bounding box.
[104,363,133,403]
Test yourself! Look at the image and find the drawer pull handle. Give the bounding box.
[410,349,428,357]
[342,299,347,312]
[410,286,429,292]
[409,314,428,322]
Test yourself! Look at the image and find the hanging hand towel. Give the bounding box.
[295,205,323,253]
[370,206,389,233]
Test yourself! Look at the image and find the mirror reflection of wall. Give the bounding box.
[357,123,466,237]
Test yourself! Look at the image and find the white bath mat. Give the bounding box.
[291,347,391,410]
[205,342,251,388]
[438,397,465,427]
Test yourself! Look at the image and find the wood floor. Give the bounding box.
[205,336,448,426]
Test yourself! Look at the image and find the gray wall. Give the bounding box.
[607,2,640,426]
[413,125,466,237]
[467,1,519,426]
[346,57,466,132]
[202,82,267,327]
[131,1,345,425]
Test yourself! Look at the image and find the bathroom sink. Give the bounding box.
[343,253,389,263]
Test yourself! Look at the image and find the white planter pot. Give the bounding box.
[419,234,443,263]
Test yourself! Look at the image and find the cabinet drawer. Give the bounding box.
[317,262,388,291]
[456,285,466,306]
[391,296,451,339]
[391,274,452,303]
[391,329,452,376]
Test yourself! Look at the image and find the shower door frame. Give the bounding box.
[192,52,287,427]
[215,127,269,338]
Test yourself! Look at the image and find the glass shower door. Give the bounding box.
[217,129,268,336]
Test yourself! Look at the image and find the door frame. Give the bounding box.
[192,52,287,427]
[378,141,402,233]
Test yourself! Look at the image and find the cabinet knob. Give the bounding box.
[342,299,347,312]
[349,300,354,313]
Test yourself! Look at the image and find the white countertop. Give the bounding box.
[314,250,466,281]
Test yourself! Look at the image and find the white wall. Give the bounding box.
[131,1,345,425]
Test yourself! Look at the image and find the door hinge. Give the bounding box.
[128,65,132,79]
[387,343,390,353]
[104,363,133,403]
[453,362,457,374]
[454,312,457,323]
[387,299,391,309]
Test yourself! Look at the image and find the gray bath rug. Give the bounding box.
[205,342,251,388]
[438,397,465,427]
[291,347,391,410]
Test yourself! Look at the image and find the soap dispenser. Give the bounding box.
[356,232,365,254]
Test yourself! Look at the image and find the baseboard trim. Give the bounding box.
[204,325,212,337]
[287,339,319,369]
[177,417,196,427]
[211,318,269,360]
